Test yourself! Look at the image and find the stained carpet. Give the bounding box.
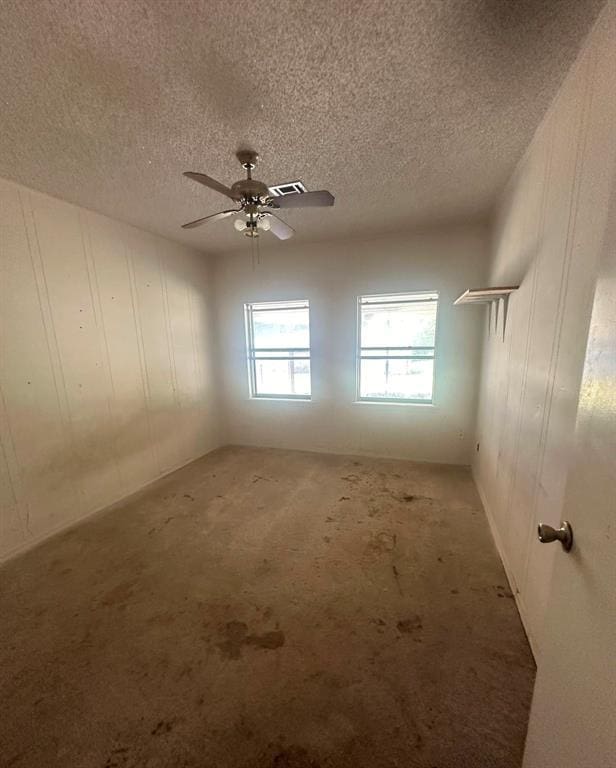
[0,446,535,767]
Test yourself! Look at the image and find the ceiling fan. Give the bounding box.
[181,150,334,240]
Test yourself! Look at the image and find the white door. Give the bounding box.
[522,181,616,767]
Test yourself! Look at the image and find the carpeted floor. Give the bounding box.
[0,446,535,768]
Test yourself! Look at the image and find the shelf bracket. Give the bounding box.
[454,286,519,339]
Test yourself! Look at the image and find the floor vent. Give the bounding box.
[268,180,307,197]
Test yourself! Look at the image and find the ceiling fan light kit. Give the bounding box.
[233,211,272,236]
[181,150,334,241]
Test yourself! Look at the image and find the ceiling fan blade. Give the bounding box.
[267,213,295,240]
[270,190,334,209]
[181,209,240,229]
[184,171,238,200]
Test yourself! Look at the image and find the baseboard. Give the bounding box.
[224,440,472,468]
[0,446,221,566]
[472,466,538,661]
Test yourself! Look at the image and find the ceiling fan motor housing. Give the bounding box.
[230,178,271,204]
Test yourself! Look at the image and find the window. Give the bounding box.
[357,292,438,403]
[245,300,311,399]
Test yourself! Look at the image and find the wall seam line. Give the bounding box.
[20,190,84,516]
[79,210,124,494]
[124,235,161,475]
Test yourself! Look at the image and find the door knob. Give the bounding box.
[537,521,573,552]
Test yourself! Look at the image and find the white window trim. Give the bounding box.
[355,291,439,405]
[244,299,312,401]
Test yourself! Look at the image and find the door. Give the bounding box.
[522,178,616,767]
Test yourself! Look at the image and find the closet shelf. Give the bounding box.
[453,286,518,305]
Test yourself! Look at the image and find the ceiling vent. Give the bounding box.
[268,180,308,197]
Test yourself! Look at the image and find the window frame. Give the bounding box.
[244,299,312,401]
[355,291,439,405]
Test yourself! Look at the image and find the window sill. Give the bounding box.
[249,396,312,403]
[353,399,437,408]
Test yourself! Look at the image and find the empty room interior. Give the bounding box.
[1,2,615,767]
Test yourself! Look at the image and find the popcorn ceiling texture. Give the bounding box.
[0,0,604,254]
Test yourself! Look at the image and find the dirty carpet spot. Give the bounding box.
[99,580,135,607]
[217,621,285,660]
[495,584,514,599]
[397,615,423,636]
[151,718,177,736]
[392,564,403,596]
[364,531,396,558]
[271,744,321,768]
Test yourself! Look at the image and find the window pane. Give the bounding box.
[360,358,434,401]
[246,300,311,398]
[358,292,437,402]
[254,349,309,359]
[255,359,311,397]
[361,303,436,348]
[253,307,309,349]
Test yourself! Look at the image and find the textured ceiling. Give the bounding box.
[0,0,604,254]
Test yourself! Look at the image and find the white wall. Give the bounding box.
[473,2,616,657]
[0,178,221,561]
[214,226,487,465]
